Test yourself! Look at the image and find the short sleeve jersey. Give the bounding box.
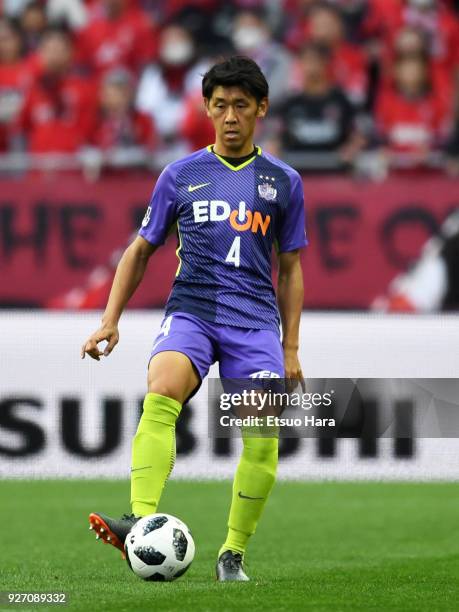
[139,146,307,332]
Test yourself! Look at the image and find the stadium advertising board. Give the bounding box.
[1,312,458,480]
[0,174,457,309]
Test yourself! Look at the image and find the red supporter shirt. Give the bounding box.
[76,7,157,75]
[331,43,368,106]
[89,109,155,149]
[364,0,403,38]
[365,0,459,73]
[376,85,449,153]
[0,55,42,151]
[0,56,40,92]
[180,92,215,151]
[18,74,97,153]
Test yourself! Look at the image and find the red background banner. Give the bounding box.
[1,174,458,309]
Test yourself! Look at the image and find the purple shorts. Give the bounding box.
[149,312,284,385]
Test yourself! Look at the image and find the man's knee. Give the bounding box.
[147,380,184,404]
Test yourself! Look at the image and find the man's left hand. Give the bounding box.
[283,347,305,393]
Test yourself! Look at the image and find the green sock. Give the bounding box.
[219,432,278,557]
[130,392,182,517]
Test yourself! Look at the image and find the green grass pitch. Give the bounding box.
[1,480,458,611]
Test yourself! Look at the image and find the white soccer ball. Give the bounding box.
[124,513,195,581]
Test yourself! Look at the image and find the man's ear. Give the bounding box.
[204,97,211,118]
[256,97,269,118]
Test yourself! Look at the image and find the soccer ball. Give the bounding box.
[124,513,195,581]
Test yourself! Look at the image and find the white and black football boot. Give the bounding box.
[216,550,250,582]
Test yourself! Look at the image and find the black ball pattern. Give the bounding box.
[134,546,166,566]
[125,545,133,572]
[142,515,168,536]
[145,572,166,581]
[172,528,188,561]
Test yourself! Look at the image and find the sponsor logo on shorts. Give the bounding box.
[249,370,281,378]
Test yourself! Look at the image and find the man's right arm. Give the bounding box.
[81,236,157,361]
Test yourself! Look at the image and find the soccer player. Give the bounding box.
[81,56,307,581]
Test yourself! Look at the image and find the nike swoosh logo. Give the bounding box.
[130,465,152,472]
[238,491,264,500]
[188,182,211,192]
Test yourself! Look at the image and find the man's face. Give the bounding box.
[101,82,131,114]
[0,22,21,62]
[205,86,267,152]
[309,9,343,46]
[40,35,72,75]
[395,57,427,93]
[301,50,328,84]
[104,0,125,18]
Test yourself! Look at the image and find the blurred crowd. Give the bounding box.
[1,0,459,176]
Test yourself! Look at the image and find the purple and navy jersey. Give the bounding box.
[139,146,307,332]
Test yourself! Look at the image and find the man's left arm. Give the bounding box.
[277,249,305,389]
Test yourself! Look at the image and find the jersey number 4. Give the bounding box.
[225,237,241,268]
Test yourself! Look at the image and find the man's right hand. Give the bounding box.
[81,325,119,361]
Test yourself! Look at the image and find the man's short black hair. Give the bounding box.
[202,56,269,103]
[40,24,73,43]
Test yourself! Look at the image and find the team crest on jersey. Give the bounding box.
[258,183,277,201]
